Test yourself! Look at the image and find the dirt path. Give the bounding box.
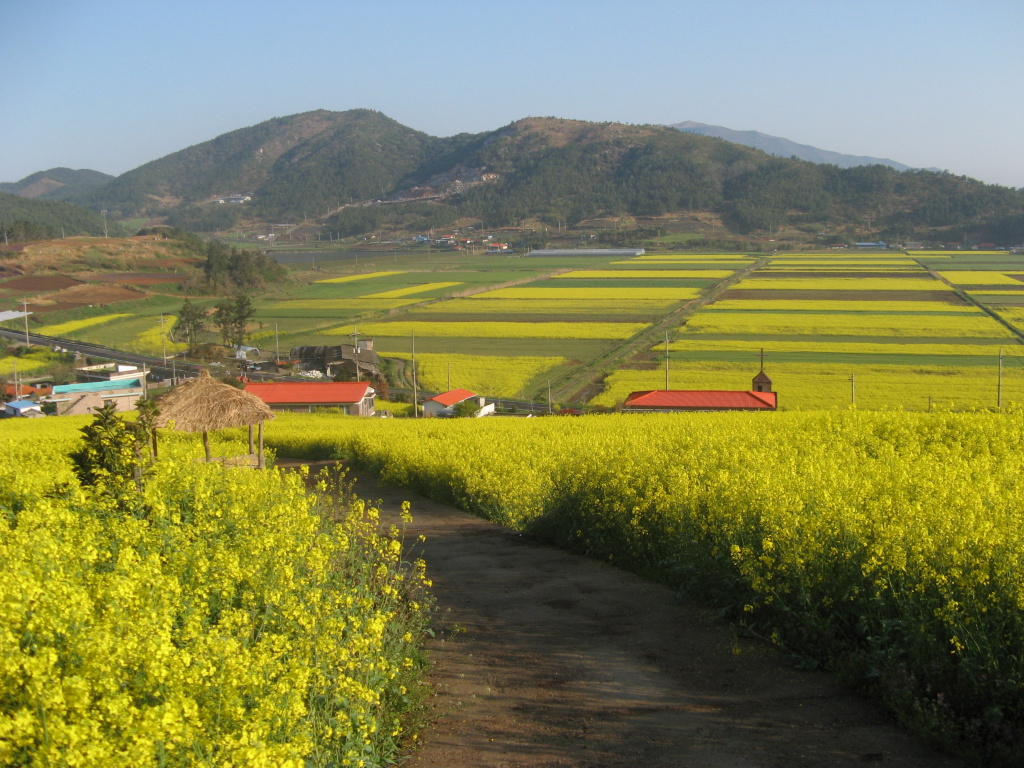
[297,462,965,767]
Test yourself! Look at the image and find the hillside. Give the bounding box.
[0,192,117,243]
[0,167,114,201]
[54,110,1024,246]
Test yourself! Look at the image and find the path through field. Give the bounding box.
[309,463,965,767]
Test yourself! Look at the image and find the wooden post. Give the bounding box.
[248,423,255,455]
[202,430,211,461]
[258,421,265,469]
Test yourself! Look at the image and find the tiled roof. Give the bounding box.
[244,381,372,405]
[52,379,143,394]
[624,390,777,410]
[426,388,477,407]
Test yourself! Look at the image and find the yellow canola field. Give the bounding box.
[553,270,734,279]
[734,277,950,291]
[0,421,431,768]
[683,311,1013,338]
[389,352,567,397]
[768,259,919,266]
[407,297,679,315]
[261,409,1024,759]
[267,298,420,310]
[670,339,1018,357]
[131,317,188,355]
[939,271,1024,286]
[474,287,701,300]
[331,321,648,340]
[707,299,974,312]
[908,250,1007,255]
[314,271,404,284]
[631,253,749,260]
[361,281,464,298]
[37,313,131,336]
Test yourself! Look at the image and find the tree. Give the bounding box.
[213,294,255,348]
[451,399,479,418]
[69,401,143,506]
[175,299,206,353]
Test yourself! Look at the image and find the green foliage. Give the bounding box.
[212,293,255,347]
[68,401,143,505]
[0,191,118,243]
[202,240,286,292]
[174,298,206,351]
[451,399,479,418]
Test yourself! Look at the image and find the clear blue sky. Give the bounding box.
[5,0,1022,187]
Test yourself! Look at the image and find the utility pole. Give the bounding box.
[547,380,552,414]
[447,361,451,392]
[411,330,418,417]
[998,347,1004,409]
[101,210,108,238]
[350,326,362,382]
[664,330,670,390]
[159,314,168,366]
[849,374,856,407]
[275,322,280,365]
[22,299,30,346]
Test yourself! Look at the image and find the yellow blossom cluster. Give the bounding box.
[0,425,431,767]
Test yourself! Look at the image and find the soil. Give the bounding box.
[85,272,185,285]
[2,275,82,292]
[288,461,966,768]
[45,283,145,304]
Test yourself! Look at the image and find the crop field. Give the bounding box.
[361,281,465,298]
[0,416,432,766]
[332,320,648,340]
[473,286,702,300]
[734,276,949,291]
[387,352,569,397]
[262,409,1024,760]
[314,270,405,284]
[36,313,132,336]
[683,310,1014,338]
[552,269,736,279]
[938,271,1024,286]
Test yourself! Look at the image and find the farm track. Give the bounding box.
[293,463,966,768]
[547,257,770,403]
[922,262,1024,346]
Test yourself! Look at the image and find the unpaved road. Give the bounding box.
[295,462,965,767]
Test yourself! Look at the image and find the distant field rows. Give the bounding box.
[682,311,1013,338]
[333,321,649,340]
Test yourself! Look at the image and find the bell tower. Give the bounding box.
[752,348,772,393]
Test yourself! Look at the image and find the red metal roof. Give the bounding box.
[244,381,372,405]
[426,388,477,407]
[624,390,777,410]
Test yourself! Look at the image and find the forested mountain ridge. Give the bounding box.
[0,192,117,243]
[50,110,1024,244]
[0,168,114,201]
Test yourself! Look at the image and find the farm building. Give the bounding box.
[1,400,44,418]
[623,370,777,412]
[289,342,381,380]
[423,389,495,418]
[48,378,146,414]
[244,381,376,416]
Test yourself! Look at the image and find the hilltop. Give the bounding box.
[6,110,1018,247]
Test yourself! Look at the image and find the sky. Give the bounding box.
[4,0,1023,188]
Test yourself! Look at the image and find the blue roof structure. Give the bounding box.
[52,379,143,395]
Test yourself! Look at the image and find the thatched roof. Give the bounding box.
[155,370,274,432]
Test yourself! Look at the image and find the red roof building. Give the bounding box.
[422,389,495,418]
[623,389,777,411]
[244,381,375,416]
[623,369,778,412]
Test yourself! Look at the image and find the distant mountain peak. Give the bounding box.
[670,121,927,172]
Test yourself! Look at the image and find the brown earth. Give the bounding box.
[85,272,185,285]
[2,275,83,292]
[45,283,145,304]
[286,461,966,768]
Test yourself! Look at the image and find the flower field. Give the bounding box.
[388,352,568,397]
[36,313,131,336]
[336,320,647,340]
[262,409,1024,760]
[0,417,432,767]
[683,310,1014,338]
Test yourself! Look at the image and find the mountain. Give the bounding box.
[670,121,935,173]
[71,109,454,226]
[57,110,1024,245]
[0,168,114,201]
[0,191,118,242]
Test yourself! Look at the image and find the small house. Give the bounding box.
[48,378,145,413]
[2,400,44,418]
[244,381,376,416]
[423,389,495,418]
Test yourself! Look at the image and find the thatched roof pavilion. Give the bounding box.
[155,369,275,466]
